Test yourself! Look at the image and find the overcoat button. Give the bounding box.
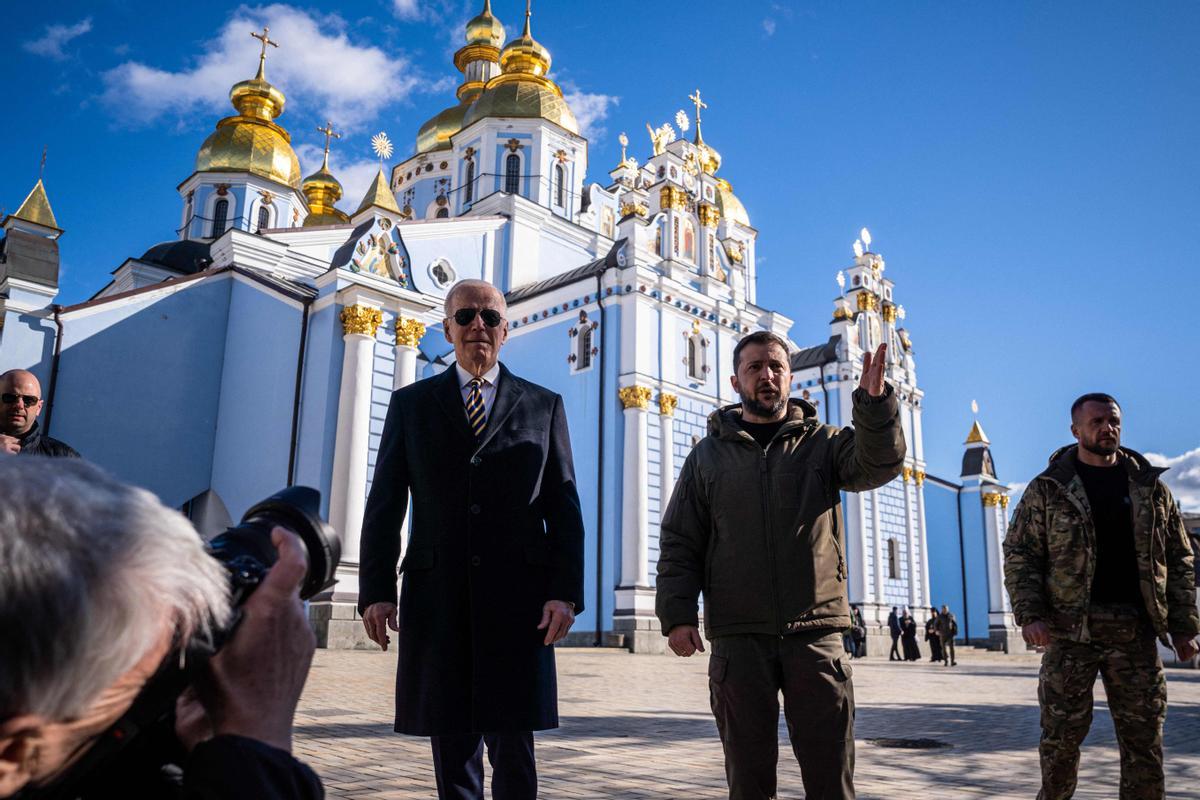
[471,556,481,567]
[470,504,481,514]
[470,456,482,466]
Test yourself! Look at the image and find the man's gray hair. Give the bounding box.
[443,279,507,317]
[0,458,231,720]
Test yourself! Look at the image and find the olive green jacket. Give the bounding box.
[656,386,905,638]
[1003,445,1199,643]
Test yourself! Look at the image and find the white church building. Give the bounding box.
[0,2,1021,653]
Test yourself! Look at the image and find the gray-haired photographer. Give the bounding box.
[0,457,335,799]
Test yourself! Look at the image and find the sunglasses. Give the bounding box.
[453,308,504,328]
[1,393,40,407]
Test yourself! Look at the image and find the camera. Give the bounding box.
[36,486,340,799]
[206,485,341,606]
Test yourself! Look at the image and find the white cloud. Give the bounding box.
[392,0,421,19]
[1145,447,1200,512]
[24,18,93,60]
[561,83,619,143]
[762,18,777,37]
[100,5,420,130]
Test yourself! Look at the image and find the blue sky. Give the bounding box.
[2,1,1198,507]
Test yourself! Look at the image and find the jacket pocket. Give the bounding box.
[708,654,729,683]
[399,547,435,573]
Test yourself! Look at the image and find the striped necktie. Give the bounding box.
[465,377,487,439]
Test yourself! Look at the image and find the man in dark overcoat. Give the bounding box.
[358,279,585,800]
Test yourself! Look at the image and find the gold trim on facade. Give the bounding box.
[660,186,687,212]
[697,203,721,228]
[982,492,1002,507]
[902,466,913,483]
[882,303,897,324]
[659,393,678,417]
[618,385,652,410]
[454,44,501,73]
[394,317,426,347]
[620,200,649,218]
[341,305,383,337]
[914,470,926,486]
[999,494,1010,508]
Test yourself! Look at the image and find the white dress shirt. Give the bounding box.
[455,361,500,419]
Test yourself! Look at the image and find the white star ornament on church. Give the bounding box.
[371,132,394,161]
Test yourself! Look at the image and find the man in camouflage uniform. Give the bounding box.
[1003,393,1199,800]
[935,604,958,666]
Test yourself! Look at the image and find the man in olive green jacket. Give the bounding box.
[1003,393,1199,800]
[656,332,905,800]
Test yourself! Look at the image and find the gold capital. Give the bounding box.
[659,393,678,416]
[698,203,721,228]
[395,317,426,347]
[914,469,926,486]
[982,492,1001,507]
[341,304,383,337]
[882,303,897,324]
[618,385,652,410]
[999,494,1010,508]
[902,466,913,483]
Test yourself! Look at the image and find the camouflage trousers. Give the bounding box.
[1037,606,1167,800]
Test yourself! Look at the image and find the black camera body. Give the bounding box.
[33,486,340,799]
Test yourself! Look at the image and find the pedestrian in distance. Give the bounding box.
[936,605,958,666]
[887,606,902,661]
[656,334,905,800]
[359,280,586,800]
[925,608,943,663]
[1003,392,1199,800]
[900,611,921,662]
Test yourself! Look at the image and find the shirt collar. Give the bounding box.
[455,361,501,388]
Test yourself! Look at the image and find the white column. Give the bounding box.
[850,491,869,604]
[871,488,885,605]
[393,317,425,390]
[915,470,932,607]
[982,492,1007,620]
[328,304,382,596]
[903,468,919,607]
[619,385,651,587]
[658,393,677,517]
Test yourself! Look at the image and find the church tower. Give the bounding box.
[301,122,350,227]
[179,27,307,241]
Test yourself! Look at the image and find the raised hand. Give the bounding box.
[858,343,888,397]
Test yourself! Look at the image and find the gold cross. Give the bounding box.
[688,89,707,127]
[316,121,341,168]
[251,26,279,77]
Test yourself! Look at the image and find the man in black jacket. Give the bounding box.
[0,370,78,458]
[359,279,585,800]
[656,332,905,800]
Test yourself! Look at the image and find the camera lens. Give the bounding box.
[207,486,341,601]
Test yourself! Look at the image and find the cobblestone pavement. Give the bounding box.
[295,645,1200,799]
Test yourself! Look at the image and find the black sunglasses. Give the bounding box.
[453,308,504,328]
[1,393,40,407]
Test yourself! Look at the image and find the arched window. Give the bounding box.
[212,199,229,238]
[554,164,565,207]
[436,207,449,219]
[655,224,663,257]
[504,154,521,194]
[887,538,899,579]
[683,221,695,261]
[576,325,593,370]
[257,204,271,232]
[464,160,475,203]
[687,336,702,381]
[601,207,615,238]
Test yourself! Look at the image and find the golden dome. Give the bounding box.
[462,80,578,135]
[417,100,471,153]
[302,166,348,227]
[462,2,578,135]
[466,0,505,47]
[194,53,301,189]
[715,178,750,228]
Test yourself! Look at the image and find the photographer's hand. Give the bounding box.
[191,527,315,753]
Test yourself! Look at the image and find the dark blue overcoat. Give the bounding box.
[358,363,585,735]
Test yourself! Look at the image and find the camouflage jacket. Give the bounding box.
[1003,445,1199,642]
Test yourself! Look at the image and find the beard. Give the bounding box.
[739,386,787,419]
[1081,435,1119,457]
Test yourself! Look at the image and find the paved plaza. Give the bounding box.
[295,645,1200,799]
